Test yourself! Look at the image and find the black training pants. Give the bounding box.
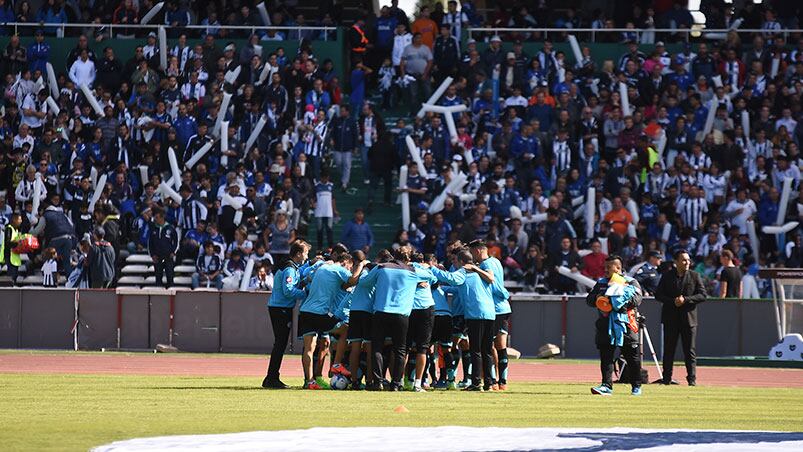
[599,337,642,388]
[370,312,409,385]
[466,318,494,387]
[663,322,697,382]
[267,307,293,380]
[153,255,175,288]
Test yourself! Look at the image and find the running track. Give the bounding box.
[1,353,802,388]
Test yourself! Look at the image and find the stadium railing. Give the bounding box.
[0,22,339,41]
[466,27,803,43]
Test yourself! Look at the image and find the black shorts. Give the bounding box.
[406,307,434,349]
[298,312,338,338]
[452,315,467,339]
[494,313,511,335]
[432,315,454,347]
[346,310,372,343]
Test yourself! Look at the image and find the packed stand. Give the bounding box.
[381,2,802,298]
[0,0,362,289]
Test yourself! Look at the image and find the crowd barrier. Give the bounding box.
[0,288,799,359]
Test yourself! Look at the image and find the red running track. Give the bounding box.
[1,353,802,388]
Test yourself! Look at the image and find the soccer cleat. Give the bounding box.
[591,385,613,395]
[688,380,697,387]
[315,376,331,390]
[631,386,643,396]
[422,381,431,391]
[412,386,426,393]
[456,380,470,389]
[330,363,352,378]
[366,382,384,391]
[386,382,402,392]
[463,384,484,392]
[491,383,500,391]
[306,381,322,390]
[498,383,508,391]
[432,380,448,390]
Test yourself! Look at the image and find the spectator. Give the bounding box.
[581,240,607,280]
[192,240,223,289]
[1,213,23,286]
[341,208,373,254]
[247,263,273,291]
[400,33,433,116]
[148,207,178,288]
[88,226,115,288]
[69,49,96,89]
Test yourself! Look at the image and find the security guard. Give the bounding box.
[349,18,370,62]
[0,213,23,286]
[634,250,663,296]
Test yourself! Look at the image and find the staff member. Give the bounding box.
[634,250,663,296]
[655,250,707,386]
[585,255,643,396]
[264,240,310,389]
[147,207,178,288]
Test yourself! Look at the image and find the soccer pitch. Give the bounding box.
[2,373,803,451]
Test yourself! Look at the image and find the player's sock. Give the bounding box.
[498,348,509,385]
[406,354,416,382]
[461,352,472,382]
[427,352,438,382]
[414,378,421,389]
[443,350,455,381]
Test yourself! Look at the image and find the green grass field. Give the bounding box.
[2,373,803,451]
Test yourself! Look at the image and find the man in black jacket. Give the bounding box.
[655,250,707,386]
[148,207,178,288]
[329,106,359,191]
[585,255,644,396]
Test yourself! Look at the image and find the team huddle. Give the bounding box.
[263,239,512,392]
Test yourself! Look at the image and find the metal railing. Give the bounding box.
[0,21,339,41]
[466,27,803,43]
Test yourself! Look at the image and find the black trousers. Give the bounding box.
[663,322,697,382]
[267,307,293,380]
[368,169,393,204]
[153,255,175,288]
[599,337,642,388]
[370,312,409,385]
[466,319,494,387]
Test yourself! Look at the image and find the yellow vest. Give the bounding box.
[0,225,22,266]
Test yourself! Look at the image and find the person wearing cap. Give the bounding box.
[27,29,50,75]
[634,251,663,296]
[482,35,505,75]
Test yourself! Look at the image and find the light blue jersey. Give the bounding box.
[431,267,496,320]
[268,262,306,308]
[299,263,352,315]
[480,256,511,314]
[432,284,451,316]
[332,290,352,322]
[444,264,463,316]
[363,261,433,316]
[299,260,325,285]
[411,262,437,310]
[350,270,375,313]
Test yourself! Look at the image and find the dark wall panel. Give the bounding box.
[220,293,272,353]
[173,292,220,352]
[0,289,21,347]
[149,295,171,348]
[120,294,151,349]
[19,289,75,349]
[77,290,117,350]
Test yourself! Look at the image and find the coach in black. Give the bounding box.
[655,250,707,386]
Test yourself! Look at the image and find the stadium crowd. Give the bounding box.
[0,1,800,300]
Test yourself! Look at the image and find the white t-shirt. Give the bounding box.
[725,199,757,235]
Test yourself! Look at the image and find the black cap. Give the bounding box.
[648,250,662,259]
